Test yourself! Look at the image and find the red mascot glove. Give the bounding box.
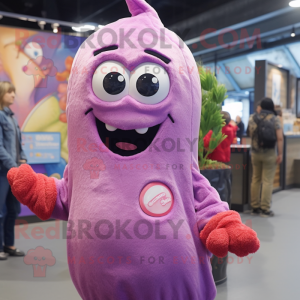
[7,164,57,221]
[200,210,260,257]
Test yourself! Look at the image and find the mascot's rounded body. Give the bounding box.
[7,1,260,299]
[56,3,228,298]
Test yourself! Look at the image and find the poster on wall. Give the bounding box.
[21,132,61,164]
[0,26,86,217]
[272,73,282,105]
[0,25,86,178]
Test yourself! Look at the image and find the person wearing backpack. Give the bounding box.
[248,98,283,217]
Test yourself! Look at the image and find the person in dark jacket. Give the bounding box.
[236,115,245,141]
[0,81,27,260]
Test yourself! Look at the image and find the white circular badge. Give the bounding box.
[139,182,174,217]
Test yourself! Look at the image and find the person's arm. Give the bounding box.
[246,125,250,137]
[276,128,283,164]
[0,123,18,169]
[222,126,234,147]
[17,124,27,162]
[247,115,255,138]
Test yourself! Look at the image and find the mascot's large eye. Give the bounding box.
[129,62,170,104]
[92,61,130,102]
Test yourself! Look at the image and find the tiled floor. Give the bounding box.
[216,189,300,300]
[0,220,81,300]
[0,189,299,300]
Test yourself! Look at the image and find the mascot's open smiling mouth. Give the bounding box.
[85,108,174,157]
[96,118,161,157]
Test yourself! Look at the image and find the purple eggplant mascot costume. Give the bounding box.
[8,0,260,299]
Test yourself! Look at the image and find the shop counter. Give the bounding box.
[283,134,300,189]
[227,143,284,212]
[226,145,251,212]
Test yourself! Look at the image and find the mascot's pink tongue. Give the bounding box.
[116,142,137,151]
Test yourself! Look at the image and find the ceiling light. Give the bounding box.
[291,27,296,37]
[289,1,300,7]
[18,17,27,21]
[51,23,59,33]
[28,18,36,22]
[38,21,46,30]
[72,24,96,32]
[0,15,3,20]
[278,64,283,68]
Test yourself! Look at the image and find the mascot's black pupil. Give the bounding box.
[103,72,125,95]
[136,74,159,97]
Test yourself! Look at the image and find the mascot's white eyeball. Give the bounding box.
[92,61,130,102]
[129,62,170,105]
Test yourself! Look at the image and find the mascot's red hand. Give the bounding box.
[200,210,260,257]
[7,164,57,221]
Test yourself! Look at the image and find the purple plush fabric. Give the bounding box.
[51,0,228,299]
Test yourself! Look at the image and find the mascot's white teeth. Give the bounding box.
[105,124,117,132]
[105,124,149,134]
[136,128,148,134]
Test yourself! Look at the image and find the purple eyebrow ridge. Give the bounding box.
[94,45,119,56]
[144,49,171,64]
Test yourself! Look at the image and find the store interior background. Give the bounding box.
[0,0,300,299]
[1,0,300,136]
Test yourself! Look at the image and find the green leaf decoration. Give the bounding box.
[198,65,229,168]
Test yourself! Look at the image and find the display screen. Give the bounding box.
[21,132,61,164]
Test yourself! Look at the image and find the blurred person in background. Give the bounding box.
[0,81,26,260]
[236,115,245,142]
[248,97,283,217]
[204,111,237,163]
